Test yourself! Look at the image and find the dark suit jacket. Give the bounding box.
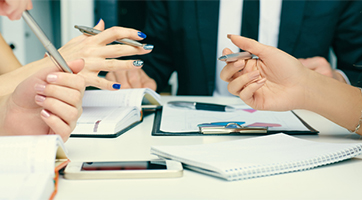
[142,0,362,95]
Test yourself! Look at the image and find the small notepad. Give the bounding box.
[151,133,362,181]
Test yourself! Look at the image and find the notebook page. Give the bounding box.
[73,106,139,134]
[160,104,309,132]
[0,135,59,174]
[151,134,362,180]
[82,88,161,109]
[0,173,53,200]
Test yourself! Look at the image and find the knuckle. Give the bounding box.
[106,60,117,71]
[67,108,80,120]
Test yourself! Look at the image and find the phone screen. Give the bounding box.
[81,161,167,171]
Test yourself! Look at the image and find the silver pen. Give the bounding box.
[218,51,255,62]
[74,25,143,47]
[22,10,73,73]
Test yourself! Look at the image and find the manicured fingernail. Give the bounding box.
[47,74,58,83]
[41,109,50,118]
[35,95,46,103]
[97,18,102,25]
[133,60,144,67]
[138,32,147,39]
[227,34,232,39]
[34,84,46,92]
[112,83,121,90]
[143,44,154,50]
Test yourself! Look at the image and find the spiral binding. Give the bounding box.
[224,144,362,181]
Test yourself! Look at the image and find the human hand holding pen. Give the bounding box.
[0,59,85,142]
[220,35,310,111]
[58,19,154,90]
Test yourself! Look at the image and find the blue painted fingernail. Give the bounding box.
[133,60,144,67]
[112,83,121,90]
[97,18,102,25]
[138,32,147,39]
[143,44,154,50]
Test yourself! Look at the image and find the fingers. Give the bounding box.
[0,0,32,20]
[34,72,85,141]
[220,60,246,82]
[239,79,266,104]
[108,70,131,88]
[96,44,152,58]
[105,69,157,90]
[93,18,105,31]
[64,58,85,74]
[82,74,122,91]
[84,59,143,73]
[40,109,77,142]
[95,26,147,45]
[227,70,261,95]
[227,34,267,58]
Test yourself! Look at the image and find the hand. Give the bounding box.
[105,68,157,90]
[58,19,153,90]
[0,0,33,20]
[298,56,346,83]
[0,59,85,142]
[220,35,313,111]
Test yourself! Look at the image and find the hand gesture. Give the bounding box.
[0,59,85,141]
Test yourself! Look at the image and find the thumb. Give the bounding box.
[26,0,33,10]
[227,34,267,58]
[94,18,105,31]
[67,59,85,74]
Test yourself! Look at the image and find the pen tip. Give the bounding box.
[218,56,226,60]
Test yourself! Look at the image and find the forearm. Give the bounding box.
[0,57,49,95]
[302,71,362,134]
[0,94,11,136]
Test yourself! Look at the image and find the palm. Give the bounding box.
[3,67,55,135]
[240,57,306,111]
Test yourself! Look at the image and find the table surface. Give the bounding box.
[56,96,362,200]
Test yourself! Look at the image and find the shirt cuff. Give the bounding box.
[335,69,351,85]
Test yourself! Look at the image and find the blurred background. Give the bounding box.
[0,0,147,65]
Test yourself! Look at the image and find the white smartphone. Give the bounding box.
[64,160,183,179]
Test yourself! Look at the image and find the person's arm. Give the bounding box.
[220,35,362,135]
[0,59,85,142]
[0,33,22,74]
[0,19,153,95]
[298,56,347,83]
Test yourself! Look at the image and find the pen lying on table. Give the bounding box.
[167,101,236,112]
[74,25,143,47]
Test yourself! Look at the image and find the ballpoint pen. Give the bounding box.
[22,10,73,73]
[74,25,143,47]
[167,101,236,112]
[218,51,255,62]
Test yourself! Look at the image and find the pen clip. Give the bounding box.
[198,122,268,134]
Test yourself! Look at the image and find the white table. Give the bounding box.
[56,96,362,200]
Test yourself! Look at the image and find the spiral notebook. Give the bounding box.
[151,133,362,181]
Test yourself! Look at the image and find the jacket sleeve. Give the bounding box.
[333,1,362,87]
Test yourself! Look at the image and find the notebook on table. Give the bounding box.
[151,104,318,136]
[71,88,161,138]
[151,133,362,181]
